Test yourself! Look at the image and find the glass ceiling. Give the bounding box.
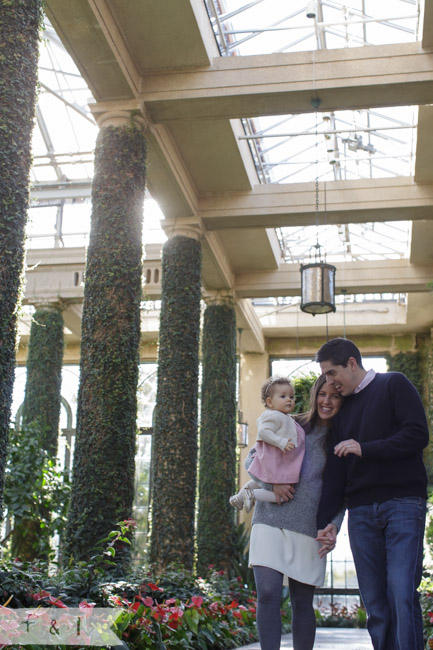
[204,0,421,262]
[30,4,421,264]
[29,20,165,250]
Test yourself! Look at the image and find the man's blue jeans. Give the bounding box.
[348,497,426,650]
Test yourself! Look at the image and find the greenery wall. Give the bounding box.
[386,350,423,396]
[65,123,147,560]
[197,302,237,574]
[0,0,42,518]
[11,305,64,559]
[386,348,433,484]
[21,306,64,453]
[150,234,201,570]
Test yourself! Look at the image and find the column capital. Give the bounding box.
[165,220,203,241]
[202,291,235,307]
[89,100,149,131]
[33,301,64,313]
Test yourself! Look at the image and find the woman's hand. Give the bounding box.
[316,524,338,558]
[273,483,295,504]
[334,439,362,458]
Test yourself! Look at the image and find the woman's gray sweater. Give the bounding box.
[251,423,344,538]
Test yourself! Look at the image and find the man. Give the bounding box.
[315,337,428,650]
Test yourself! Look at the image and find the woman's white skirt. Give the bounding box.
[249,523,326,587]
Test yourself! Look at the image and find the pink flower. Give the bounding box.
[191,596,203,608]
[141,596,153,607]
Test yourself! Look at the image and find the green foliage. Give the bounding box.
[4,423,70,560]
[150,235,202,570]
[0,528,266,650]
[230,523,254,590]
[419,575,433,644]
[197,302,237,574]
[0,0,42,522]
[21,306,64,454]
[385,351,423,397]
[292,372,319,415]
[8,306,65,560]
[65,123,147,560]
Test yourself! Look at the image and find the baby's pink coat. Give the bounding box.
[248,411,306,484]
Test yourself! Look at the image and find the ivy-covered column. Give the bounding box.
[420,332,433,484]
[150,228,202,570]
[11,303,64,559]
[197,297,237,574]
[0,0,42,519]
[65,110,147,559]
[387,348,433,482]
[21,304,64,452]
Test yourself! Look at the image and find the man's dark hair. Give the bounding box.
[316,337,364,369]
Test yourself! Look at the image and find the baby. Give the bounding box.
[230,376,305,512]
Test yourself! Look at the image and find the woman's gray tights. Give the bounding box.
[253,565,316,650]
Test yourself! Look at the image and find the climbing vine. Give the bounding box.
[65,123,147,560]
[150,235,201,570]
[10,305,65,559]
[197,302,237,574]
[0,0,42,518]
[386,349,433,483]
[21,306,64,454]
[385,351,423,396]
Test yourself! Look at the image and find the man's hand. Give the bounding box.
[273,483,295,504]
[316,523,338,558]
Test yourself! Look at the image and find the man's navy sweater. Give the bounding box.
[317,372,429,530]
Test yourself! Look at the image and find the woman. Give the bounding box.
[247,374,344,650]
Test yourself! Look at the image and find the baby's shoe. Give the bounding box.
[229,487,255,513]
[229,492,244,510]
[242,487,255,513]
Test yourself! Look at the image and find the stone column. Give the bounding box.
[150,226,202,570]
[65,108,147,560]
[238,351,269,526]
[197,294,237,573]
[0,0,42,520]
[21,303,64,455]
[11,302,64,560]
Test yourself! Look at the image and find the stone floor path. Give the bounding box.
[237,627,373,649]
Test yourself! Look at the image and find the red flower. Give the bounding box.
[48,595,67,608]
[147,582,163,592]
[32,590,51,601]
[191,596,203,608]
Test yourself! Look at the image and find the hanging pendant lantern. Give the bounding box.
[300,244,336,315]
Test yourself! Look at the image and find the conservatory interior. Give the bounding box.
[3,0,433,638]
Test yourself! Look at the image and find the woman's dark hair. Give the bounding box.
[316,337,364,370]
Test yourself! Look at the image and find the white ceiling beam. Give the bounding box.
[235,259,433,297]
[198,177,433,229]
[140,43,433,121]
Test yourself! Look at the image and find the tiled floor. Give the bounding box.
[238,627,373,649]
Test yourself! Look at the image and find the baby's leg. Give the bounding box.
[252,488,277,503]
